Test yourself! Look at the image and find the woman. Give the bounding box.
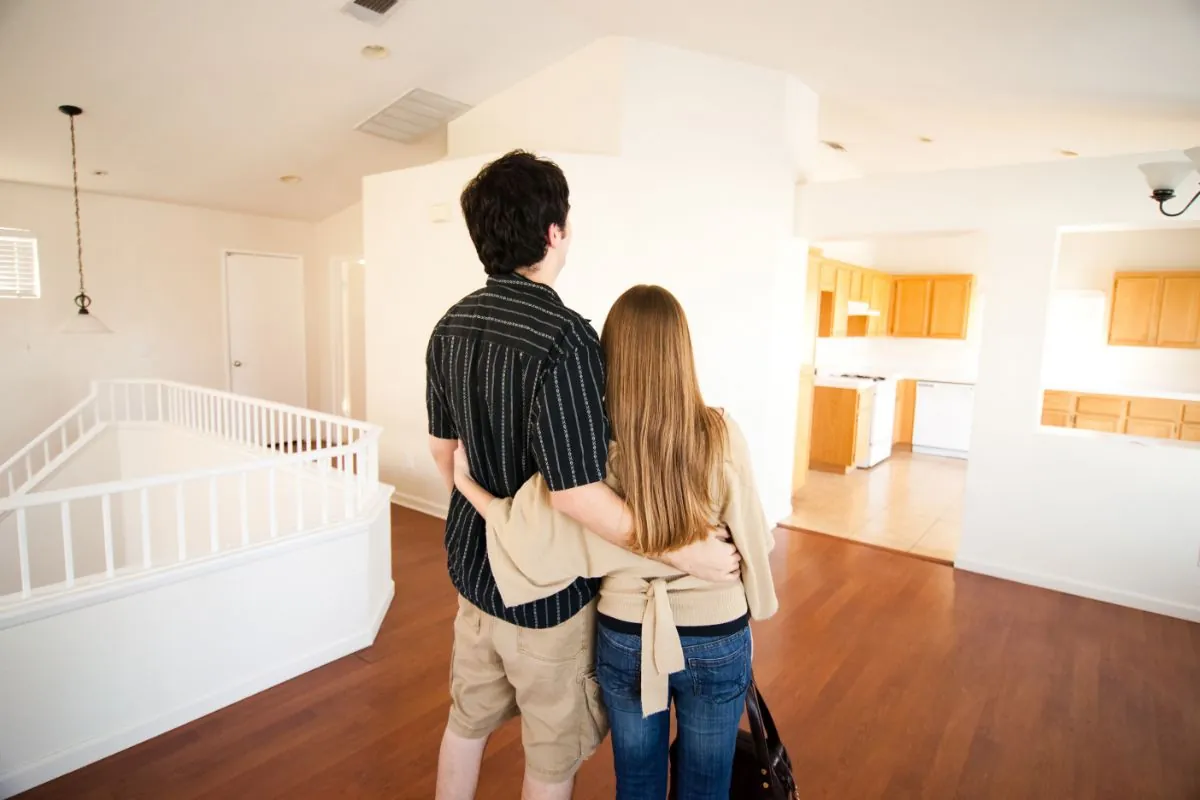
[452,285,777,799]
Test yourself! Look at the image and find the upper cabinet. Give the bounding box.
[888,275,973,340]
[1108,271,1200,349]
[890,278,930,337]
[815,257,892,339]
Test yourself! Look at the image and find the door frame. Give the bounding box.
[327,256,362,417]
[220,249,307,404]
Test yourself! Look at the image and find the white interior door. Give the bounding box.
[225,252,307,406]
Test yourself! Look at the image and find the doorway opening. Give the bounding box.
[329,257,366,420]
[786,234,984,563]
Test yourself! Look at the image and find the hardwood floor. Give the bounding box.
[19,506,1200,799]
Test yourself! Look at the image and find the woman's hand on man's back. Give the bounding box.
[659,528,741,583]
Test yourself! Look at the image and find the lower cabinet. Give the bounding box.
[1041,390,1199,442]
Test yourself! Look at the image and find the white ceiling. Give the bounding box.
[2,0,1198,220]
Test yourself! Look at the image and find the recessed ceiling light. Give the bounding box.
[279,175,302,184]
[918,136,934,144]
[1059,149,1079,158]
[821,140,847,152]
[361,45,389,60]
[92,169,108,177]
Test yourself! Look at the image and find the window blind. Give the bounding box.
[0,229,40,299]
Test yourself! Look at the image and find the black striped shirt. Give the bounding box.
[426,273,607,628]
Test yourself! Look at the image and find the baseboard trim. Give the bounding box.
[0,589,395,799]
[955,557,1200,624]
[390,491,448,520]
[911,445,968,460]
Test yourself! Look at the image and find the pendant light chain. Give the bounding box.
[67,112,88,307]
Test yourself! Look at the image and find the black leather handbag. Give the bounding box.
[669,678,797,799]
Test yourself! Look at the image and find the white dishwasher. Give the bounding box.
[912,381,975,458]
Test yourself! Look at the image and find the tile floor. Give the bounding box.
[782,450,965,562]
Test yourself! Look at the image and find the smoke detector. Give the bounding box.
[342,0,406,26]
[356,88,471,145]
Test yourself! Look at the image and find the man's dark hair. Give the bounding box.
[459,150,570,276]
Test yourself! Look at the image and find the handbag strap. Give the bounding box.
[744,676,776,769]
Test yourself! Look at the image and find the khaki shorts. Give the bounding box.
[447,595,608,783]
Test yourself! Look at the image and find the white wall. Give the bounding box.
[805,151,1200,622]
[0,182,320,460]
[366,40,816,522]
[446,38,626,159]
[310,202,365,416]
[815,232,987,382]
[1043,228,1200,395]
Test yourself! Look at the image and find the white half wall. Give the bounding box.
[804,152,1200,621]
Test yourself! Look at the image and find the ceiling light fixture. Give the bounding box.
[1139,147,1200,217]
[1059,149,1079,158]
[279,175,302,184]
[360,44,389,59]
[58,105,110,334]
[918,136,934,144]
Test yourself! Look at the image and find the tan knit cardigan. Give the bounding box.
[484,414,778,716]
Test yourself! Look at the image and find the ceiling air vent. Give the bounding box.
[342,0,405,25]
[355,88,471,144]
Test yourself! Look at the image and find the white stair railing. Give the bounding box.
[0,380,381,607]
[0,393,104,501]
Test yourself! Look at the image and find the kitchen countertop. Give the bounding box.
[814,376,882,391]
[1040,425,1200,450]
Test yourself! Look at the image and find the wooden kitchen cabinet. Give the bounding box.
[1041,409,1071,427]
[868,275,891,337]
[1041,389,1200,443]
[888,275,972,339]
[890,279,931,337]
[1125,418,1177,439]
[1157,276,1200,347]
[809,386,862,472]
[849,270,866,302]
[832,268,851,337]
[1108,271,1200,349]
[927,276,973,338]
[819,260,837,292]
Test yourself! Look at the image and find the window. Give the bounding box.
[0,228,40,299]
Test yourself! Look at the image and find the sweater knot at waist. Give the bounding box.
[639,578,685,717]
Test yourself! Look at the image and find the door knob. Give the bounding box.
[233,360,243,367]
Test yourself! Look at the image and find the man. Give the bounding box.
[426,150,740,800]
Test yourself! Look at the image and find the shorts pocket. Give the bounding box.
[580,670,609,755]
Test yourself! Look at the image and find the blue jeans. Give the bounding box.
[596,624,752,800]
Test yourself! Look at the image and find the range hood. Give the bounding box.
[846,301,881,317]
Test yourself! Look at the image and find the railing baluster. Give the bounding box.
[60,425,68,452]
[102,493,115,577]
[17,509,31,598]
[140,384,148,422]
[6,470,13,496]
[77,412,85,439]
[176,482,187,561]
[43,439,50,467]
[286,414,293,454]
[268,468,278,538]
[108,382,116,421]
[25,453,32,482]
[140,488,152,569]
[209,476,220,553]
[240,472,250,546]
[342,462,353,520]
[157,383,164,422]
[123,383,131,422]
[61,501,75,588]
[337,425,345,473]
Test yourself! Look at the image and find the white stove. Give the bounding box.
[834,373,897,468]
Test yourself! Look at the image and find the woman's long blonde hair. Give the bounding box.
[602,285,727,556]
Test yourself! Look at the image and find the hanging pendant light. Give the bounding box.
[58,105,110,334]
